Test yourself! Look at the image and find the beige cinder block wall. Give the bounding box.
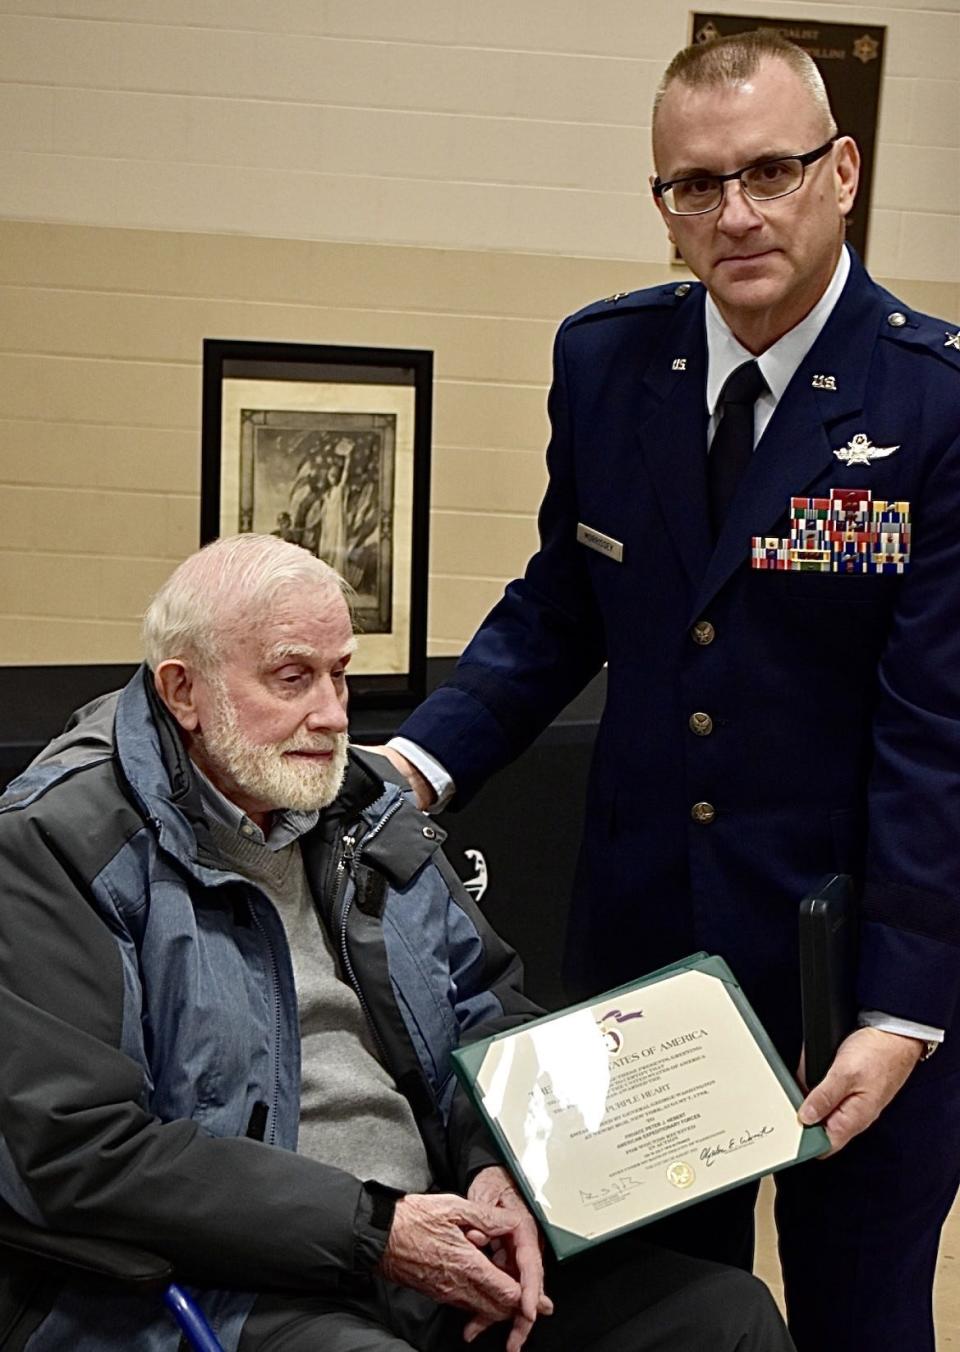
[0,1,957,664]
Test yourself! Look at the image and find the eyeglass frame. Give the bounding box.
[652,136,839,216]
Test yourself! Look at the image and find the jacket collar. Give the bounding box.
[114,670,431,884]
[345,748,447,888]
[115,666,222,873]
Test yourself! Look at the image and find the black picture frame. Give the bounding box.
[201,339,433,707]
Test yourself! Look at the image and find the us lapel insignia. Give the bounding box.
[833,433,900,466]
[811,373,837,390]
[672,357,687,371]
[751,489,910,574]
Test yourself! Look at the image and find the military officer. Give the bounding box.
[382,31,960,1351]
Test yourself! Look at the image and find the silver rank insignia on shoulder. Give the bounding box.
[672,358,687,370]
[833,433,900,466]
[811,373,836,390]
[945,331,960,351]
[603,292,629,303]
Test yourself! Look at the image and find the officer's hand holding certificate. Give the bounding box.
[453,953,828,1260]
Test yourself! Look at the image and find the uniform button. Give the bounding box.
[691,801,716,825]
[689,712,714,736]
[422,825,437,840]
[674,283,691,297]
[691,620,715,645]
[886,311,907,328]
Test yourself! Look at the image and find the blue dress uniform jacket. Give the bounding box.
[400,251,960,1348]
[399,248,960,1067]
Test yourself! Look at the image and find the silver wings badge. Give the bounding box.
[833,433,900,467]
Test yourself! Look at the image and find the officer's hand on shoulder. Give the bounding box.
[360,745,436,810]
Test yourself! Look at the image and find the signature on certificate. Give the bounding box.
[578,1175,644,1203]
[699,1125,775,1168]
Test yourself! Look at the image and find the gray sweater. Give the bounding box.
[209,822,432,1194]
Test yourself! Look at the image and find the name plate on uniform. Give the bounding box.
[576,523,624,562]
[452,953,827,1260]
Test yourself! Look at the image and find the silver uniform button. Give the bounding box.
[674,283,691,297]
[422,825,437,840]
[691,801,716,825]
[886,311,907,328]
[689,712,714,736]
[691,620,715,645]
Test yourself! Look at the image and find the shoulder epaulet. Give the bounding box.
[877,296,960,373]
[566,279,702,328]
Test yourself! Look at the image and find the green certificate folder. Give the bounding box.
[453,952,828,1260]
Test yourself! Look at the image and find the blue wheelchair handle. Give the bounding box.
[163,1284,226,1352]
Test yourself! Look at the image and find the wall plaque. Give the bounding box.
[688,15,885,263]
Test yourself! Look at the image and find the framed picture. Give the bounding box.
[201,340,433,706]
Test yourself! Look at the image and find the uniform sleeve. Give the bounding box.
[0,806,392,1292]
[860,425,960,1029]
[397,322,607,805]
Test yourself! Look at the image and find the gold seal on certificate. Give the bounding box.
[453,953,828,1260]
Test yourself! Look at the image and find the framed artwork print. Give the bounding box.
[201,340,433,706]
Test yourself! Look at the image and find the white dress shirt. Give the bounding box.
[705,245,850,447]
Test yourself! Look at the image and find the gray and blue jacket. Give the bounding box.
[0,667,538,1350]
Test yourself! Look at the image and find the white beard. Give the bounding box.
[198,686,348,814]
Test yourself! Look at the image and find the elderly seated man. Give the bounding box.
[0,536,794,1352]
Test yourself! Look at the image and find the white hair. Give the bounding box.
[142,534,351,672]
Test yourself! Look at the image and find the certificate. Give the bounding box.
[452,953,828,1259]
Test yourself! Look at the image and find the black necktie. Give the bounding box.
[708,360,767,536]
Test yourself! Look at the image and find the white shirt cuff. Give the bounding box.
[858,1011,945,1044]
[387,737,456,813]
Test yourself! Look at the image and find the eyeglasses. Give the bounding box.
[652,137,837,216]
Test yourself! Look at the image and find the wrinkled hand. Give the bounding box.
[464,1166,553,1352]
[798,1027,923,1154]
[363,745,436,810]
[378,1192,522,1328]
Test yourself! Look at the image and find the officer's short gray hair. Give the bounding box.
[653,31,837,139]
[142,534,351,673]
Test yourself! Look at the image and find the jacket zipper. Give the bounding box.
[335,798,404,1063]
[246,898,282,1147]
